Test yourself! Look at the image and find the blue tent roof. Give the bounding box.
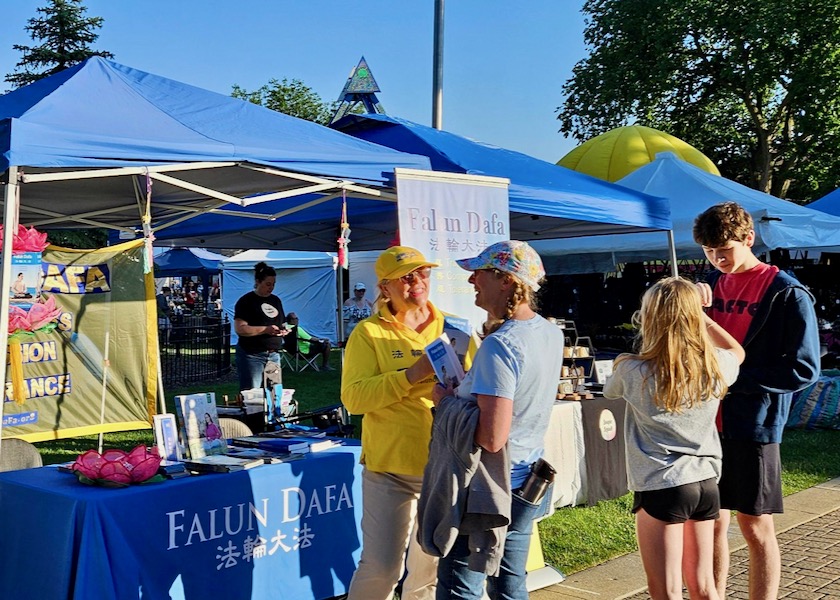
[0,57,430,180]
[532,152,840,273]
[1,57,432,233]
[808,188,840,217]
[332,113,672,236]
[154,247,226,277]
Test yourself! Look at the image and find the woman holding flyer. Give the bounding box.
[426,240,564,600]
[341,246,450,600]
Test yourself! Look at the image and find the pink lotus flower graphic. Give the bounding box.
[73,445,163,487]
[0,225,48,254]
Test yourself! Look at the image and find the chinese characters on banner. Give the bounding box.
[395,168,510,332]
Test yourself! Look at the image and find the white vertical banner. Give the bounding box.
[395,168,510,331]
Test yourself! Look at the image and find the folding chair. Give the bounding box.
[218,417,254,439]
[0,438,43,472]
[282,329,320,372]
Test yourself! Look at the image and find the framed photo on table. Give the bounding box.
[594,359,615,384]
[153,413,181,461]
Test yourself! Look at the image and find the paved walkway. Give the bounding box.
[530,476,840,599]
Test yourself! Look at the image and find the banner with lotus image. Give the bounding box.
[3,239,157,441]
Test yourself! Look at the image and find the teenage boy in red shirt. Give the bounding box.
[693,202,820,600]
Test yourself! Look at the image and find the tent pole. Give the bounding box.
[96,331,111,454]
[0,167,20,456]
[336,264,350,427]
[668,230,678,277]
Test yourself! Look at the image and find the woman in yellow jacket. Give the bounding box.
[342,246,445,600]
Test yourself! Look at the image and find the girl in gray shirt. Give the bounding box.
[604,277,743,600]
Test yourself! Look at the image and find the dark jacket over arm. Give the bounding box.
[708,270,820,443]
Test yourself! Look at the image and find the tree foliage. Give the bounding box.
[5,0,113,89]
[557,0,840,201]
[44,228,109,250]
[231,78,337,125]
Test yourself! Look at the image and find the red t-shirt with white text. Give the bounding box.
[708,262,778,430]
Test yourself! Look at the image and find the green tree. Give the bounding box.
[232,78,337,125]
[557,0,840,201]
[5,0,113,89]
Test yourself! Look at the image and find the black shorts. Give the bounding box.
[632,478,720,524]
[718,439,783,516]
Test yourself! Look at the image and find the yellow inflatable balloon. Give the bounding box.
[558,125,719,182]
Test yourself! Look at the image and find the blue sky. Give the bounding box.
[0,1,588,163]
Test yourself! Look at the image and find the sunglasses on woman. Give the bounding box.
[397,267,432,284]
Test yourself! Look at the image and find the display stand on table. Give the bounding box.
[553,319,596,400]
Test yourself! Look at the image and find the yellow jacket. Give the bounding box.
[341,301,446,476]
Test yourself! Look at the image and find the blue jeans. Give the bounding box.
[436,487,552,600]
[236,346,280,391]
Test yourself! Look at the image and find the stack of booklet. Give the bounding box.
[182,454,266,473]
[229,432,342,454]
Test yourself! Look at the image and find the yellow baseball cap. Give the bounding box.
[375,246,438,281]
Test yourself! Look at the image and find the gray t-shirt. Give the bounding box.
[456,315,564,489]
[603,348,739,492]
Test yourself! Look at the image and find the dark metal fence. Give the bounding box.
[159,316,231,387]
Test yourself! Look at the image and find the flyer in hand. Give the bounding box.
[443,316,472,370]
[426,333,466,388]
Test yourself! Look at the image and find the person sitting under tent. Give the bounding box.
[285,313,334,371]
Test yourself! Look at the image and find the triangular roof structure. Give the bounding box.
[0,57,431,234]
[532,152,840,273]
[329,57,385,124]
[332,113,672,238]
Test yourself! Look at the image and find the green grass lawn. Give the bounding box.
[31,353,840,576]
[538,427,840,575]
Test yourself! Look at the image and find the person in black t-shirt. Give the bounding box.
[233,262,290,391]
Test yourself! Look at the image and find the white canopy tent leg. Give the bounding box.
[0,167,21,458]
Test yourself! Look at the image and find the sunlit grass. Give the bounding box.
[539,428,840,575]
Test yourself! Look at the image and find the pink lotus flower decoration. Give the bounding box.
[72,445,163,487]
[8,296,61,339]
[0,225,48,254]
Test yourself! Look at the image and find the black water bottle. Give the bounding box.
[517,458,556,503]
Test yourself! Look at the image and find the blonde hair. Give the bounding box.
[616,277,728,413]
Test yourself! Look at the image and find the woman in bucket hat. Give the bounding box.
[428,240,565,600]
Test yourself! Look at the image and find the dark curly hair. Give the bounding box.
[693,202,754,247]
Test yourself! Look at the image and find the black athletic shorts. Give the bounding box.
[718,439,783,515]
[632,477,720,524]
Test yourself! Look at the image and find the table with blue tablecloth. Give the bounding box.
[0,444,362,600]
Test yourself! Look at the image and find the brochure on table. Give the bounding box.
[174,392,228,458]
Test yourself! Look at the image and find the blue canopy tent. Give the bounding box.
[0,57,433,237]
[324,113,672,244]
[154,114,672,248]
[527,153,840,273]
[154,247,226,303]
[0,57,435,422]
[154,248,225,278]
[808,188,840,217]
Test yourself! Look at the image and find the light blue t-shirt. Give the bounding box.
[456,315,564,489]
